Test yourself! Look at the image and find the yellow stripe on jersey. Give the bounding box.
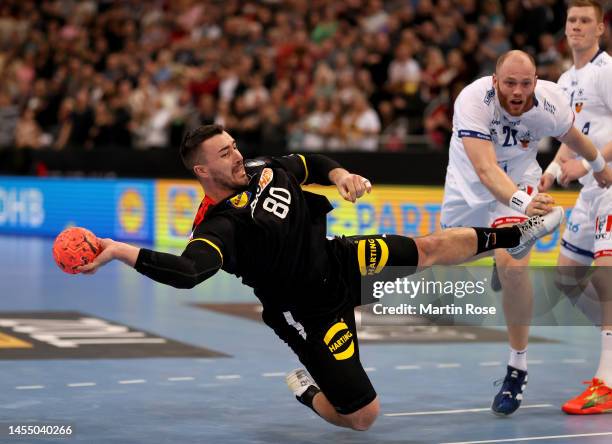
[375,238,389,274]
[297,154,309,185]
[357,240,367,276]
[188,238,223,265]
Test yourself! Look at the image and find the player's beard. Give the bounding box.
[214,165,249,193]
[496,85,534,117]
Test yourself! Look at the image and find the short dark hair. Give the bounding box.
[568,0,604,22]
[180,124,224,171]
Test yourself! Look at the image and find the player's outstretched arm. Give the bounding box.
[79,238,139,273]
[558,126,612,188]
[539,143,575,191]
[79,238,222,289]
[559,139,612,186]
[275,154,372,203]
[329,167,372,203]
[463,137,553,216]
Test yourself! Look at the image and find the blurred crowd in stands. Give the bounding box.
[0,0,610,156]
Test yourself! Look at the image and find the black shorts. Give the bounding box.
[262,234,419,414]
[263,302,374,415]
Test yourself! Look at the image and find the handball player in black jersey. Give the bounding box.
[79,124,563,431]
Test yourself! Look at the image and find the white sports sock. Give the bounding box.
[594,330,612,386]
[509,347,528,371]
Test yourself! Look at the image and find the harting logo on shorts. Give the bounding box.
[357,238,389,276]
[323,321,355,360]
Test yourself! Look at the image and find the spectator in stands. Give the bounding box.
[421,47,450,101]
[87,102,116,150]
[478,23,511,76]
[344,92,381,152]
[15,108,43,149]
[260,103,286,155]
[131,96,172,149]
[312,62,336,99]
[302,96,333,152]
[387,43,421,96]
[55,88,94,150]
[193,94,217,127]
[243,74,270,111]
[0,91,19,149]
[536,33,562,81]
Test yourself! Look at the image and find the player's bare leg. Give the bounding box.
[311,393,379,430]
[483,209,565,415]
[286,369,379,430]
[487,226,536,417]
[415,207,564,268]
[495,248,532,352]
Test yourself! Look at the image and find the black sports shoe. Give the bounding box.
[492,365,528,416]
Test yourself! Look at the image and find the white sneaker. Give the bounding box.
[286,368,318,397]
[507,206,564,260]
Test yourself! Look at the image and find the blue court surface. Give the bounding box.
[1,235,611,444]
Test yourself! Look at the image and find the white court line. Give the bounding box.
[262,372,286,377]
[118,379,146,384]
[216,374,241,380]
[67,382,96,387]
[527,360,543,365]
[385,404,552,417]
[395,365,421,370]
[440,431,612,444]
[364,367,376,372]
[437,363,461,368]
[167,377,195,382]
[15,385,45,390]
[479,361,501,367]
[562,358,586,364]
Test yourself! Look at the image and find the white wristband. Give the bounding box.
[509,190,533,214]
[588,152,606,173]
[581,158,592,172]
[544,161,562,182]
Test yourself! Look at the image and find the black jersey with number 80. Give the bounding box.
[188,155,339,315]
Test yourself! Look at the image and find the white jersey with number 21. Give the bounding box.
[447,76,574,207]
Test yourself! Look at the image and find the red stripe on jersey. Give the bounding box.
[193,195,216,229]
[606,215,612,232]
[491,216,528,228]
[594,250,612,259]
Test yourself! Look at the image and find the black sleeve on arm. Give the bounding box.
[134,242,222,289]
[272,154,342,185]
[302,154,342,185]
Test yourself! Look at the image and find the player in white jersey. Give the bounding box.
[539,0,612,415]
[441,49,612,416]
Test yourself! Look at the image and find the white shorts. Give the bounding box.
[560,186,612,264]
[440,174,537,229]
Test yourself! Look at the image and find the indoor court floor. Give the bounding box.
[1,235,611,444]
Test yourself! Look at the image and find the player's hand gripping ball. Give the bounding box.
[53,227,101,274]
